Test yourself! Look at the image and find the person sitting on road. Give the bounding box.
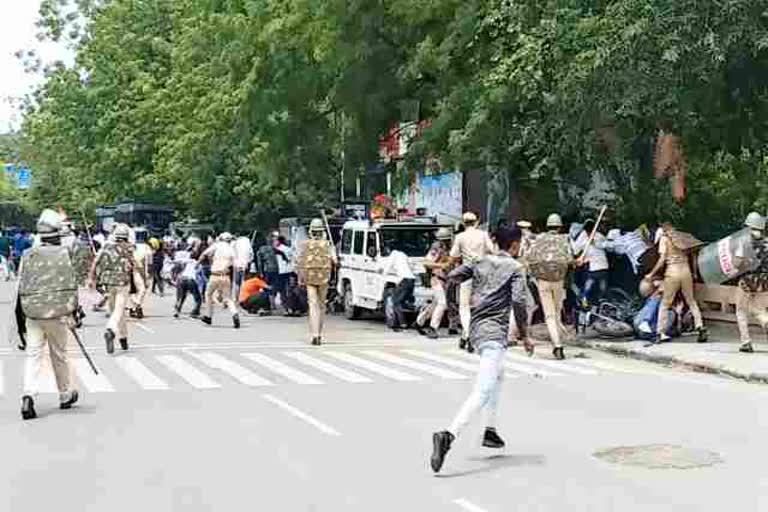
[239,274,272,316]
[634,279,675,341]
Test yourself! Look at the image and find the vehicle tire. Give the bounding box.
[383,287,396,328]
[343,282,361,320]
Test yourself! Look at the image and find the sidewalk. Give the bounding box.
[570,322,768,384]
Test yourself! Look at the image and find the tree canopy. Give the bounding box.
[16,0,768,238]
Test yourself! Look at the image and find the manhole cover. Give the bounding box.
[593,444,723,469]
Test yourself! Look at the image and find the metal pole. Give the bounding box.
[68,326,99,375]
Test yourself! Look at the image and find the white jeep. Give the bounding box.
[337,218,451,324]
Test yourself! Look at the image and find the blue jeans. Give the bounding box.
[582,270,608,305]
[449,343,505,437]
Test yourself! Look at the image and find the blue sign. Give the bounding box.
[2,163,31,189]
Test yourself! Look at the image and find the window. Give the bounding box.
[353,230,365,255]
[341,229,353,254]
[380,228,436,257]
[366,232,378,258]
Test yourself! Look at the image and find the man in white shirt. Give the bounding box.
[232,235,254,301]
[174,249,202,318]
[450,212,496,349]
[199,232,239,328]
[380,246,416,332]
[571,219,609,308]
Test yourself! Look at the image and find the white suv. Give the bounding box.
[337,219,451,323]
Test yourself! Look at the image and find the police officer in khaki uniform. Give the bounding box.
[18,209,80,420]
[734,212,768,353]
[297,219,336,346]
[90,223,134,354]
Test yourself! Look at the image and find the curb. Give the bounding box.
[569,338,768,385]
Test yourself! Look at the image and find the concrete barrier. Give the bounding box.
[694,283,768,324]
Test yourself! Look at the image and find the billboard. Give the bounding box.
[404,171,462,220]
[3,163,31,189]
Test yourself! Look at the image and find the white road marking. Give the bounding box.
[282,351,372,383]
[263,394,341,436]
[503,360,562,377]
[156,355,221,389]
[505,352,598,375]
[453,498,489,512]
[188,352,274,386]
[363,350,468,379]
[400,350,484,373]
[0,361,4,395]
[74,358,115,392]
[134,322,155,334]
[114,356,170,390]
[326,352,422,381]
[242,353,323,385]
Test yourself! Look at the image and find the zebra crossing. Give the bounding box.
[0,348,634,396]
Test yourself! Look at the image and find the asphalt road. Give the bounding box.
[0,285,765,512]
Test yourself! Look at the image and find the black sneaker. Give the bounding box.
[233,314,241,329]
[135,306,144,319]
[426,328,439,340]
[739,343,755,354]
[59,390,79,410]
[392,326,403,333]
[430,431,454,473]
[311,337,322,346]
[201,316,212,325]
[553,347,565,360]
[482,428,505,449]
[417,325,428,336]
[173,310,180,319]
[459,338,468,350]
[104,329,115,354]
[466,341,475,354]
[119,338,128,351]
[21,395,36,420]
[697,327,708,343]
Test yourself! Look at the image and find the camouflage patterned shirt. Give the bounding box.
[95,240,133,287]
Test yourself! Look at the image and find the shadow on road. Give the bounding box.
[437,453,546,478]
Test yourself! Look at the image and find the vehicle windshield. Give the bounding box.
[379,228,437,257]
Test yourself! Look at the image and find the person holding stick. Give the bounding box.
[18,210,81,420]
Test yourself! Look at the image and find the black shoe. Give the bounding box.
[59,390,79,410]
[392,326,403,333]
[739,343,755,354]
[104,329,115,354]
[17,332,26,351]
[459,337,468,350]
[233,314,240,329]
[426,328,439,340]
[190,310,200,319]
[448,328,460,336]
[135,306,144,319]
[119,338,128,351]
[553,347,565,360]
[430,431,454,473]
[697,327,708,343]
[21,395,36,420]
[417,325,428,336]
[482,428,505,449]
[201,316,212,325]
[311,337,322,346]
[466,341,475,354]
[173,310,180,319]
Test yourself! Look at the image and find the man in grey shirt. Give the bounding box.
[430,227,531,473]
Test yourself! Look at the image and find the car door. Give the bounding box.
[348,229,367,305]
[362,230,382,302]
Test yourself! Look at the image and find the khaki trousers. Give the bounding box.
[107,286,130,339]
[459,280,472,339]
[131,270,148,308]
[417,287,447,330]
[657,263,703,336]
[307,284,328,338]
[538,279,565,348]
[735,286,768,344]
[206,274,237,318]
[23,318,75,400]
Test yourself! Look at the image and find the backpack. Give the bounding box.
[96,242,133,287]
[527,232,571,282]
[18,245,78,320]
[299,239,332,286]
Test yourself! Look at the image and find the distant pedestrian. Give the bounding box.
[232,234,254,301]
[430,227,530,473]
[256,234,280,305]
[151,240,166,296]
[173,248,202,318]
[296,219,336,345]
[380,245,416,332]
[199,232,240,328]
[274,235,295,308]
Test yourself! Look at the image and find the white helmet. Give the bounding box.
[435,227,452,240]
[744,212,766,231]
[309,218,324,233]
[37,209,62,238]
[219,232,233,242]
[546,213,563,228]
[113,223,130,241]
